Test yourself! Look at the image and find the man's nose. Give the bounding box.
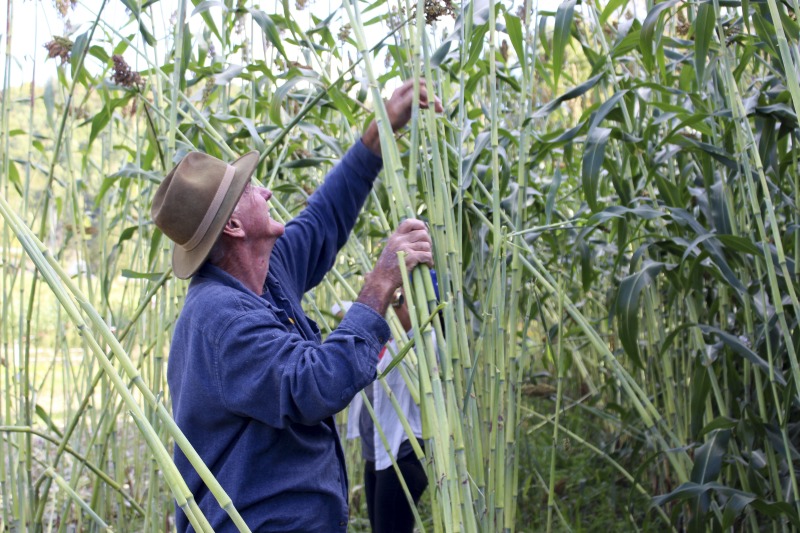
[255,186,273,201]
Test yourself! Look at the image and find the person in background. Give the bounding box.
[348,272,439,533]
[152,80,442,532]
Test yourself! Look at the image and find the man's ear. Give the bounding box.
[221,215,245,239]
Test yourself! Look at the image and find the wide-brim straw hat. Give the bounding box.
[151,150,259,279]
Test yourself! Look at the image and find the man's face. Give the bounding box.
[235,183,285,241]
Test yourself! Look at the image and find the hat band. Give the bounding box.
[182,164,237,252]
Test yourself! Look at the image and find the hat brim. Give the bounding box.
[171,150,260,279]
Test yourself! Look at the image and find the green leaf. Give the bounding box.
[615,261,665,369]
[691,429,731,485]
[533,72,604,118]
[191,0,225,16]
[7,160,22,196]
[752,13,779,60]
[122,269,167,281]
[668,134,737,170]
[587,205,666,225]
[70,30,90,78]
[698,325,787,386]
[282,157,332,169]
[119,0,140,17]
[694,2,716,87]
[714,234,761,256]
[118,226,138,245]
[214,64,245,85]
[553,0,576,87]
[88,45,109,64]
[640,0,680,73]
[139,21,157,47]
[432,39,453,67]
[504,14,525,70]
[612,28,642,59]
[235,117,266,152]
[89,108,111,147]
[148,229,163,269]
[36,404,63,438]
[327,86,357,124]
[600,0,629,25]
[589,90,627,131]
[545,167,562,225]
[191,1,222,41]
[652,481,716,506]
[462,131,491,186]
[689,358,712,438]
[465,23,490,70]
[269,76,324,126]
[249,9,288,59]
[579,239,593,292]
[698,417,738,437]
[722,494,756,530]
[582,127,611,212]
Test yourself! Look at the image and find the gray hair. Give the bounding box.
[206,183,252,266]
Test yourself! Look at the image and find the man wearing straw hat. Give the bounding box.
[152,79,441,532]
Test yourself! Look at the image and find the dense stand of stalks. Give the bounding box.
[0,0,798,530]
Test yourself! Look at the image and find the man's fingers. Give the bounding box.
[396,218,428,233]
[405,250,434,269]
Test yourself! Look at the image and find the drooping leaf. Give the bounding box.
[465,23,490,70]
[694,2,716,87]
[462,131,492,186]
[544,167,562,225]
[70,30,90,79]
[690,360,712,438]
[698,325,787,386]
[139,21,157,47]
[122,269,167,281]
[282,157,333,169]
[600,0,629,25]
[89,108,111,147]
[504,14,525,70]
[582,127,611,212]
[250,9,288,59]
[118,226,138,246]
[36,404,63,438]
[588,205,666,225]
[148,228,163,269]
[327,86,357,124]
[615,261,666,369]
[640,0,680,72]
[431,40,453,67]
[533,72,605,118]
[589,90,628,132]
[269,76,325,126]
[190,1,223,41]
[7,160,22,196]
[213,64,245,85]
[691,429,731,485]
[552,0,576,87]
[191,0,225,16]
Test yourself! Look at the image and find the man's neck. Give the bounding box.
[216,246,271,295]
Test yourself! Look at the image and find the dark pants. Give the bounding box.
[364,446,428,533]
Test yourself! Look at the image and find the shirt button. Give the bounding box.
[339,521,347,527]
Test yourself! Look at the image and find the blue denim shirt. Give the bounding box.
[168,140,391,532]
